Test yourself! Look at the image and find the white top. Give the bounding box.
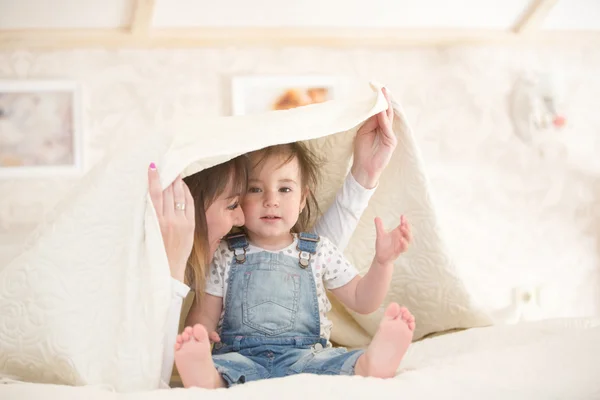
[160,172,375,386]
[206,235,358,341]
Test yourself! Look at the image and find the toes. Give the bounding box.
[408,321,416,332]
[384,302,402,319]
[176,334,183,345]
[182,331,191,342]
[192,324,209,342]
[399,307,413,322]
[174,341,182,351]
[184,326,193,335]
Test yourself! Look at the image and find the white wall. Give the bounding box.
[3,0,600,30]
[1,43,599,322]
[153,0,527,29]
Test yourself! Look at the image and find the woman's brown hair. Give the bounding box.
[183,155,248,299]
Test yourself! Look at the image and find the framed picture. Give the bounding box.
[231,75,345,116]
[0,80,83,178]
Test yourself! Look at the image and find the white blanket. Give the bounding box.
[2,318,599,399]
[0,82,490,391]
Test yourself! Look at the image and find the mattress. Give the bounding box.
[2,317,599,399]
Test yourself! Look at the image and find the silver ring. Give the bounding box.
[174,202,186,211]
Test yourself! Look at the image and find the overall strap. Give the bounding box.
[296,232,320,269]
[225,232,249,264]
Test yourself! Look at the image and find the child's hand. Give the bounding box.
[209,331,221,344]
[374,215,412,265]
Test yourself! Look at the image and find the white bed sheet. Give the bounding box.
[3,317,599,400]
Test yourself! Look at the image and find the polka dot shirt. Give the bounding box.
[205,235,358,341]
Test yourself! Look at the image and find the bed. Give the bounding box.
[1,83,599,399]
[2,317,599,399]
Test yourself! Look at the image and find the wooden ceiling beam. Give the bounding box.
[513,0,559,34]
[0,27,598,50]
[130,0,156,36]
[0,28,513,49]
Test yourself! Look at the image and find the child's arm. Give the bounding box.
[190,294,223,342]
[186,293,222,330]
[184,243,227,342]
[329,261,393,315]
[330,215,411,314]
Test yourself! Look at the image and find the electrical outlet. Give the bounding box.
[513,285,543,321]
[514,286,539,305]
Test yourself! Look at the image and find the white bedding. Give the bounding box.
[3,317,599,399]
[0,82,491,390]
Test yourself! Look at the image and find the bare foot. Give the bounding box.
[174,324,226,389]
[355,302,415,378]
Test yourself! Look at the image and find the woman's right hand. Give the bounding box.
[148,163,195,283]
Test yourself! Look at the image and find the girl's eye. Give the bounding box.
[279,187,292,193]
[227,201,239,210]
[248,187,261,193]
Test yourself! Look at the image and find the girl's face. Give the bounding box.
[205,179,245,258]
[242,154,306,247]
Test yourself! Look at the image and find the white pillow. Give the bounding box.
[304,100,491,346]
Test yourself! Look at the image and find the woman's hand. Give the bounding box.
[351,87,397,189]
[148,163,195,282]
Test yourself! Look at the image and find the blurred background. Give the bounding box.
[1,0,599,324]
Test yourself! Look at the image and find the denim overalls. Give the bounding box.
[211,232,364,386]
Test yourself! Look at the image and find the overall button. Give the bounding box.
[313,343,323,351]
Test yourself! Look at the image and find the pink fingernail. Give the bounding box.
[149,162,156,170]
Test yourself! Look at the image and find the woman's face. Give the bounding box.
[204,179,245,259]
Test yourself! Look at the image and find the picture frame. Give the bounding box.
[231,75,345,116]
[0,80,83,178]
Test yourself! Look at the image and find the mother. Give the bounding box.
[149,89,397,386]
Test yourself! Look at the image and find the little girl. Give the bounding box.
[174,143,415,388]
